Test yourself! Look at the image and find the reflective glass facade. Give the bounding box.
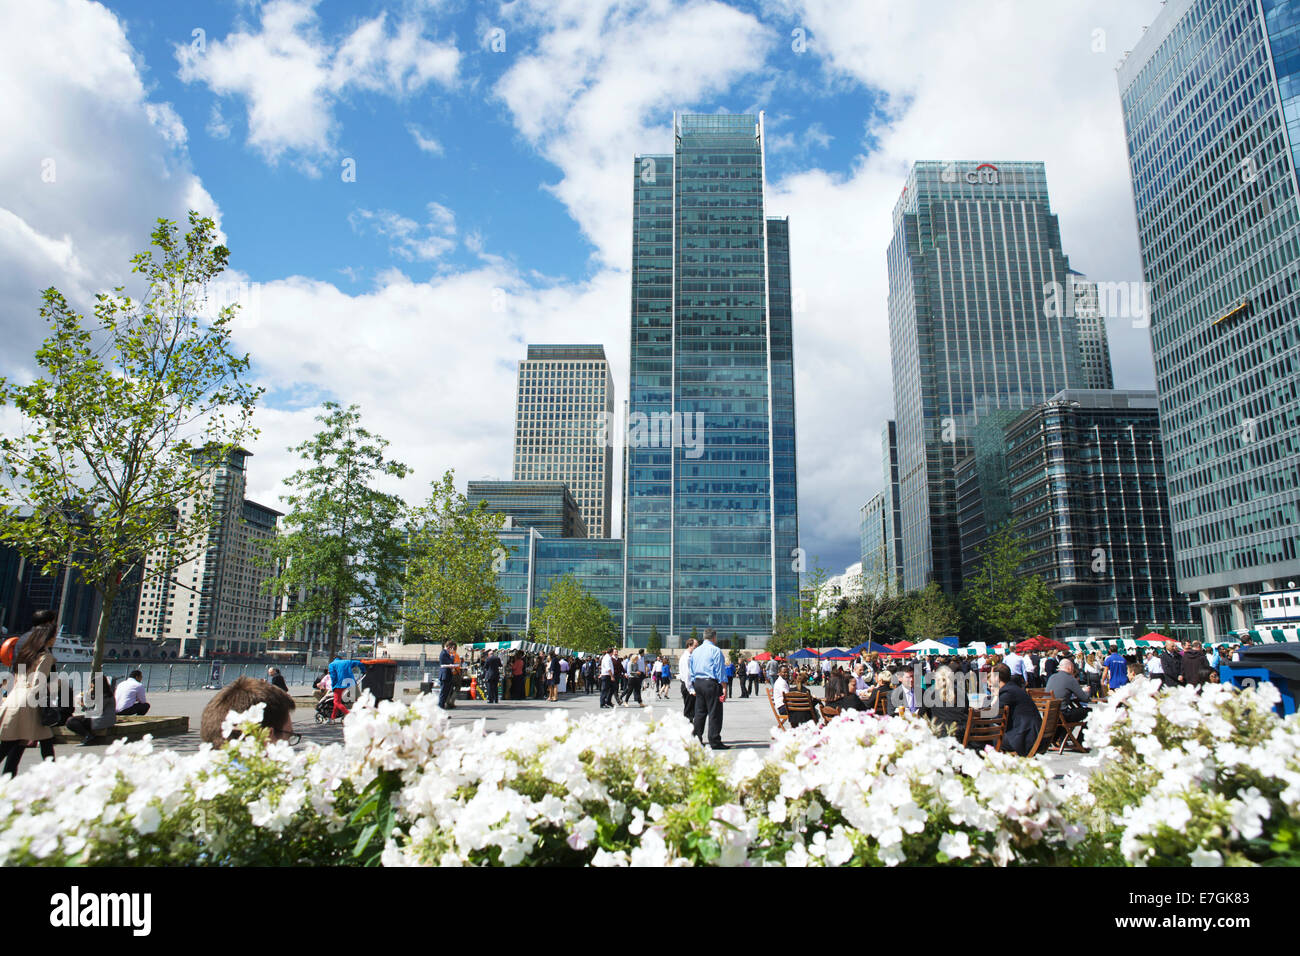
[888,162,1085,595]
[1003,391,1193,636]
[466,480,586,539]
[1119,0,1300,634]
[624,113,799,646]
[488,530,624,640]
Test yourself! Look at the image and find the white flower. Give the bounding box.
[1189,847,1223,867]
[939,831,971,860]
[221,703,266,740]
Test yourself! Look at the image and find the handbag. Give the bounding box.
[38,705,63,727]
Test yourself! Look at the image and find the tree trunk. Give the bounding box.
[90,578,121,677]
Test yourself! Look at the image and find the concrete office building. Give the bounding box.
[134,448,282,657]
[513,345,615,538]
[1119,0,1300,638]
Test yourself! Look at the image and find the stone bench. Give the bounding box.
[52,714,189,743]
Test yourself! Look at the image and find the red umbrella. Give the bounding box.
[755,652,772,661]
[885,641,914,652]
[1139,632,1174,642]
[1015,635,1069,653]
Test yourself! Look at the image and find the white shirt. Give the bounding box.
[600,653,613,677]
[746,660,758,675]
[679,648,694,692]
[772,676,789,711]
[115,677,147,712]
[1147,655,1163,675]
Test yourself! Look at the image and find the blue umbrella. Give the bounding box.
[819,648,853,659]
[788,648,819,660]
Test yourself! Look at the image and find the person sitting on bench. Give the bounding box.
[114,670,150,716]
[66,675,116,746]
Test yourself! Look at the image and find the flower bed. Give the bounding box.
[0,679,1296,866]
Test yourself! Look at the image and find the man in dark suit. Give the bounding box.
[1042,653,1059,681]
[992,663,1041,757]
[438,641,459,709]
[266,667,289,693]
[482,650,502,703]
[1159,643,1184,688]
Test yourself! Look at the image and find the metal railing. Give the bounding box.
[48,660,431,693]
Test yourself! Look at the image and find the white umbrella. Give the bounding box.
[909,639,955,655]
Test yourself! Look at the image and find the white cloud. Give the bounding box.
[349,202,458,262]
[493,0,775,268]
[0,0,219,372]
[176,1,460,168]
[406,122,443,155]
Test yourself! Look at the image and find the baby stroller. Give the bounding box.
[314,682,356,724]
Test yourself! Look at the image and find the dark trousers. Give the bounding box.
[600,676,615,708]
[680,682,694,719]
[438,674,455,709]
[692,677,724,746]
[487,677,499,704]
[623,674,643,704]
[119,702,150,716]
[726,677,735,698]
[0,738,54,777]
[65,716,96,740]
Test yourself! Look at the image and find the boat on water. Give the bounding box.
[53,629,94,664]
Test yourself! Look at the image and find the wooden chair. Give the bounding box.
[766,687,788,731]
[1054,704,1089,754]
[1027,688,1053,701]
[1026,697,1062,757]
[784,690,819,727]
[820,702,842,726]
[961,706,1007,751]
[871,688,892,716]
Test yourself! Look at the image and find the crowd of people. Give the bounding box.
[0,601,1257,777]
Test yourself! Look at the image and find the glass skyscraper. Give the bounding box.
[888,161,1086,595]
[623,113,799,647]
[1119,0,1300,638]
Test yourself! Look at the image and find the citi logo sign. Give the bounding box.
[941,162,1000,185]
[49,886,151,936]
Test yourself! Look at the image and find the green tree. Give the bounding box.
[767,608,802,656]
[261,403,408,658]
[404,470,509,648]
[532,574,617,654]
[1013,574,1060,639]
[961,527,1062,642]
[905,582,959,643]
[689,626,699,645]
[646,624,662,658]
[0,213,261,673]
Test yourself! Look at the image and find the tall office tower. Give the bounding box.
[134,448,281,657]
[512,345,615,538]
[1069,272,1116,390]
[1119,0,1300,639]
[623,112,799,648]
[888,161,1085,595]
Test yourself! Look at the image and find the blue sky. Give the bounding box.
[0,0,1167,577]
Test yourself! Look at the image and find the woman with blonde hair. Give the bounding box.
[924,664,969,737]
[0,618,59,776]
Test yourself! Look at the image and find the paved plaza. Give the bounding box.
[15,680,1089,779]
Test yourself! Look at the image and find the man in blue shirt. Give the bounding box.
[687,629,728,750]
[438,641,459,709]
[1102,649,1129,690]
